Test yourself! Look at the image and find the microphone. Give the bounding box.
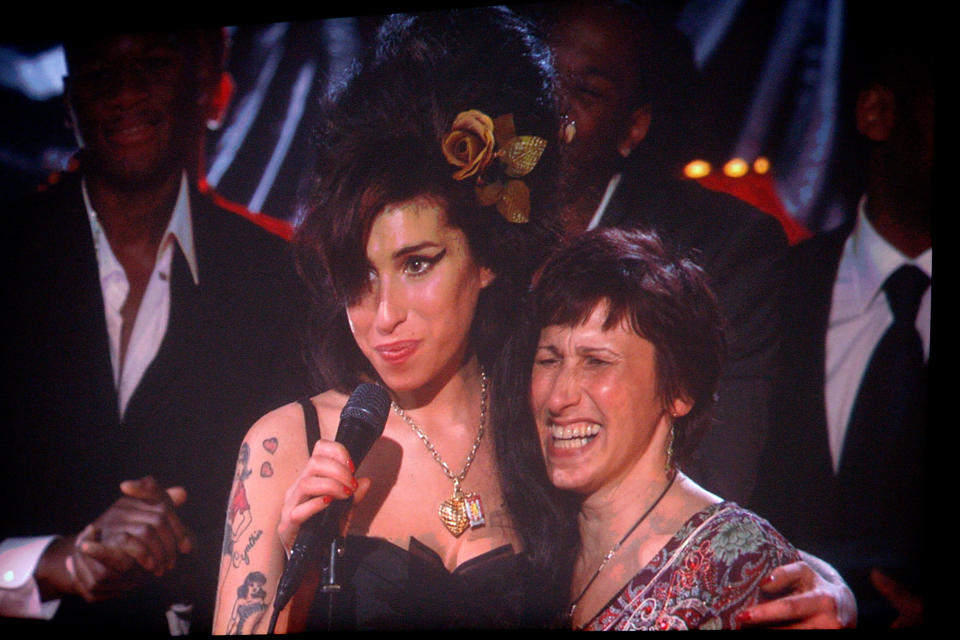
[271,383,390,618]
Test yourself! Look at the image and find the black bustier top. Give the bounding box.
[297,398,549,630]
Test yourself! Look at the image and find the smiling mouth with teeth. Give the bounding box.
[548,422,601,449]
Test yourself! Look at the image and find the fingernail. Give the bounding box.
[344,486,353,496]
[322,496,332,504]
[736,611,751,624]
[765,573,777,583]
[348,459,355,473]
[352,478,359,490]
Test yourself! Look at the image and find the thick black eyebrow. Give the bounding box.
[391,241,442,260]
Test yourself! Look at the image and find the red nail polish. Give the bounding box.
[322,496,332,504]
[348,459,355,473]
[736,611,751,625]
[352,478,359,490]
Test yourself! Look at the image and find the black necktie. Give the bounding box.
[837,263,929,568]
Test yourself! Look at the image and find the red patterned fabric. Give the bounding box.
[584,502,800,630]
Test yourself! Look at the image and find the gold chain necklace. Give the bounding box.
[391,367,488,537]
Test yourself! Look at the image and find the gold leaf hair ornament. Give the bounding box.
[442,110,546,223]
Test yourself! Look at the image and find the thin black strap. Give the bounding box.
[298,397,321,454]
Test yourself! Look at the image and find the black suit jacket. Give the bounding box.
[1,172,312,632]
[751,223,925,626]
[600,169,788,504]
[749,224,849,540]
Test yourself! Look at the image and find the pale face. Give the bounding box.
[346,198,494,396]
[530,304,684,495]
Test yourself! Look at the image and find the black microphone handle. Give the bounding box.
[273,418,374,612]
[272,384,389,618]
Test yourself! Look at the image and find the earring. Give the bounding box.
[665,422,676,474]
[561,115,577,144]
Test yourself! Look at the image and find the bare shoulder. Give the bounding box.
[309,388,352,441]
[247,400,307,440]
[242,400,314,468]
[238,390,351,472]
[676,472,722,509]
[657,472,722,532]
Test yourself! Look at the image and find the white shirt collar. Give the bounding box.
[833,195,932,323]
[82,172,200,285]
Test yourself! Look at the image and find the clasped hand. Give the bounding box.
[38,476,192,603]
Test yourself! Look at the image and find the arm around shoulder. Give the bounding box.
[738,547,856,629]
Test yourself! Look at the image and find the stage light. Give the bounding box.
[753,156,770,174]
[683,159,711,179]
[723,157,749,178]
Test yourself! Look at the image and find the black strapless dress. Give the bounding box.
[306,535,538,629]
[296,398,554,630]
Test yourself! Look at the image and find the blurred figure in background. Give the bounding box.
[0,27,308,633]
[751,7,932,628]
[540,0,787,506]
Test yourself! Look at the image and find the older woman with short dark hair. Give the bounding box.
[495,227,840,630]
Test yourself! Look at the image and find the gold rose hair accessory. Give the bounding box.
[441,109,547,223]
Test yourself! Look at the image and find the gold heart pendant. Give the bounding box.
[439,493,469,537]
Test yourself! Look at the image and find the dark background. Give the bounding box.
[3,0,933,234]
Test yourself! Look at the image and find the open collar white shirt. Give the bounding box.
[0,173,200,622]
[84,172,199,417]
[585,173,622,231]
[825,196,931,472]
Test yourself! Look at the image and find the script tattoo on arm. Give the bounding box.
[237,529,264,567]
[214,421,301,634]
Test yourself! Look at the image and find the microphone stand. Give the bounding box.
[265,536,344,634]
[322,537,343,631]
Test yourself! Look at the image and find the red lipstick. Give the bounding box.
[374,340,418,365]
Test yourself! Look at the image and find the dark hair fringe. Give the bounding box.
[292,10,573,619]
[530,227,725,464]
[493,227,726,613]
[294,6,563,394]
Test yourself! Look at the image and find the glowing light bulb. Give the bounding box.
[723,158,749,178]
[753,156,770,174]
[683,159,711,179]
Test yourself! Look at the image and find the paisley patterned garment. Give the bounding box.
[584,502,800,630]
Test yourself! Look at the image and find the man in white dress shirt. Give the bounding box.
[0,27,307,633]
[752,9,931,628]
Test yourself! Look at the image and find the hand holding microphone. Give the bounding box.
[273,383,390,618]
